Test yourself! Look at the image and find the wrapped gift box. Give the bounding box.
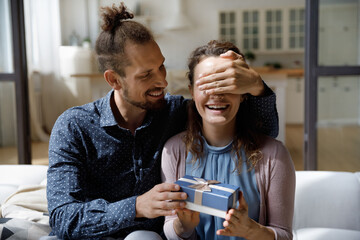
[175,175,239,218]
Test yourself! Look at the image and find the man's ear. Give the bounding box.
[104,70,122,90]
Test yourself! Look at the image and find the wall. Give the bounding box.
[60,0,305,70]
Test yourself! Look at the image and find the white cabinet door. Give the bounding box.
[231,6,305,53]
[318,77,360,125]
[318,3,358,66]
[286,77,304,124]
[317,3,359,126]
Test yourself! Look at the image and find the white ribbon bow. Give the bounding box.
[188,177,220,192]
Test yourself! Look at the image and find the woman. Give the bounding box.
[161,40,295,240]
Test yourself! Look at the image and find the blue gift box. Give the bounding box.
[175,175,239,218]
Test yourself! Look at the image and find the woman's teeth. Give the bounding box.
[207,105,228,110]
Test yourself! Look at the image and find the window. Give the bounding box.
[0,0,31,164]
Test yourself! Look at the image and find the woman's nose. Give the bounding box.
[210,94,224,100]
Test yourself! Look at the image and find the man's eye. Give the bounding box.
[141,72,151,79]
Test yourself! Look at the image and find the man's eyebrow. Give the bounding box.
[137,58,166,75]
[138,69,152,75]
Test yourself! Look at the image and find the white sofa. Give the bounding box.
[0,165,359,240]
[0,165,50,240]
[293,171,360,240]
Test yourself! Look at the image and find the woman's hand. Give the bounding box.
[173,208,200,237]
[217,192,275,240]
[195,50,265,96]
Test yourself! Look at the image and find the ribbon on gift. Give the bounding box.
[178,177,237,207]
[188,177,220,191]
[189,177,220,205]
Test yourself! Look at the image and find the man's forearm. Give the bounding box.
[49,197,139,239]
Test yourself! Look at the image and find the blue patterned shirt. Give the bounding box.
[47,87,278,239]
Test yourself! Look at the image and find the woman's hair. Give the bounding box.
[95,3,154,77]
[184,40,265,173]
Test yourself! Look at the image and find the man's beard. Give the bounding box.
[123,87,166,111]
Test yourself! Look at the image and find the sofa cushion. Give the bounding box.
[294,228,360,240]
[0,218,51,240]
[1,185,48,224]
[293,171,360,231]
[0,165,47,204]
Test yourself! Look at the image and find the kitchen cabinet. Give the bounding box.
[318,77,360,126]
[317,2,360,126]
[254,67,303,142]
[219,6,304,53]
[286,77,304,124]
[318,3,359,66]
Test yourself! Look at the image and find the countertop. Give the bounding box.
[70,68,304,79]
[253,67,304,78]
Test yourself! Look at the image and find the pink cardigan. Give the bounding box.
[161,132,295,240]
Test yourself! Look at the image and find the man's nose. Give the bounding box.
[154,72,168,88]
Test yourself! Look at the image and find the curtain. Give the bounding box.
[24,0,63,141]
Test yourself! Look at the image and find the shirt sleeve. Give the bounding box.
[161,133,197,240]
[246,82,279,138]
[47,113,142,239]
[263,139,296,240]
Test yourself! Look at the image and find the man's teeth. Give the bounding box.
[207,105,227,110]
[149,91,163,96]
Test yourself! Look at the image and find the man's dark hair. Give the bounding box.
[95,2,154,77]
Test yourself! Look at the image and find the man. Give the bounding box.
[47,3,278,239]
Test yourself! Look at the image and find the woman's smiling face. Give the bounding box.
[191,56,243,128]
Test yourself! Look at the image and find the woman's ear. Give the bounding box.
[104,70,122,90]
[240,94,247,103]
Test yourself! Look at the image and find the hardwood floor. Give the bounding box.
[1,125,359,172]
[285,124,360,172]
[317,125,360,171]
[0,141,49,165]
[285,124,304,170]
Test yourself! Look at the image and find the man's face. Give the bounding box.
[119,40,168,111]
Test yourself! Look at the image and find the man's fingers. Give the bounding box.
[197,59,241,80]
[156,190,187,201]
[156,182,181,192]
[164,199,186,209]
[220,50,239,59]
[221,50,246,62]
[204,86,237,95]
[196,72,227,87]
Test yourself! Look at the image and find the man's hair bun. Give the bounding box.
[100,2,134,32]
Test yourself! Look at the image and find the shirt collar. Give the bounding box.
[99,90,118,128]
[98,90,156,130]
